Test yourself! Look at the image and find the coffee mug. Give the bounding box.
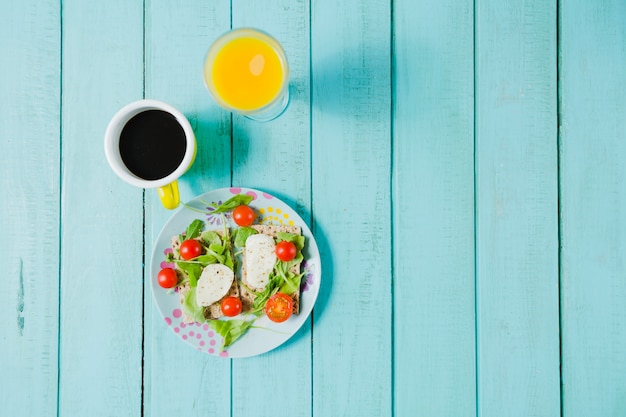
[203,28,289,121]
[104,99,196,209]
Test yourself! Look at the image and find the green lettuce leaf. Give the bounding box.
[234,226,258,248]
[211,194,254,215]
[184,219,204,240]
[209,318,256,349]
[176,261,202,287]
[181,287,206,323]
[201,230,222,247]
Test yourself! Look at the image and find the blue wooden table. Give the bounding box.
[2,0,625,416]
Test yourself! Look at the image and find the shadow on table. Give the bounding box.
[308,217,332,325]
[181,112,241,197]
[291,44,394,121]
[290,39,442,126]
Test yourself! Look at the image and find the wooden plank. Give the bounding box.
[559,1,626,415]
[393,0,476,415]
[229,1,312,417]
[311,0,392,415]
[0,2,61,416]
[142,1,232,416]
[58,0,144,415]
[475,1,560,416]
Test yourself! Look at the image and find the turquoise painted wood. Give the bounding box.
[2,0,626,416]
[559,0,626,415]
[0,2,60,416]
[475,0,560,416]
[393,0,476,415]
[58,1,144,415]
[311,0,392,415]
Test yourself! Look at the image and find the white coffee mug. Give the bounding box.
[104,99,196,209]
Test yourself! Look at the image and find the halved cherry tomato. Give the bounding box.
[179,239,202,260]
[233,205,256,227]
[221,296,243,317]
[157,268,178,288]
[264,292,293,323]
[275,241,297,262]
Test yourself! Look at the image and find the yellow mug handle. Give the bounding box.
[157,180,180,210]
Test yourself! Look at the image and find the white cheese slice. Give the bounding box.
[245,233,277,290]
[195,264,234,307]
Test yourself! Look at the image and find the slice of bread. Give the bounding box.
[240,224,303,315]
[172,231,239,322]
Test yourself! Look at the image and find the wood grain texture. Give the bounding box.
[393,0,476,415]
[311,0,392,415]
[475,0,560,416]
[58,0,144,415]
[230,1,313,416]
[6,1,626,415]
[143,1,232,416]
[0,2,61,416]
[559,0,626,415]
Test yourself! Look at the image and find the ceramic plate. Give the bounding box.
[150,187,321,358]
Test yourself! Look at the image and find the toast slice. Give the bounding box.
[240,224,303,315]
[171,231,240,322]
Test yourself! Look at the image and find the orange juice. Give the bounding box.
[204,29,289,117]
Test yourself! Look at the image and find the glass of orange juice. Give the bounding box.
[203,28,289,122]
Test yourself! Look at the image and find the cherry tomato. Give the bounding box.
[233,205,256,227]
[179,239,202,260]
[221,296,243,317]
[275,241,297,262]
[157,268,178,289]
[264,292,293,323]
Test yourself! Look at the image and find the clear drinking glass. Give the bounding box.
[203,28,289,122]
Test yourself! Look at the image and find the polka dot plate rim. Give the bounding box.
[150,187,321,358]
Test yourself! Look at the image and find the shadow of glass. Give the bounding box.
[303,44,393,121]
[179,110,236,196]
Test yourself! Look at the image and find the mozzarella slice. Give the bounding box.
[195,264,234,307]
[245,233,277,290]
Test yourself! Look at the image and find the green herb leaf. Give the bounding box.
[249,272,282,313]
[201,230,222,247]
[223,248,234,270]
[209,318,256,348]
[208,243,225,255]
[234,226,258,248]
[185,219,204,240]
[205,248,226,264]
[277,232,305,250]
[279,271,303,296]
[182,288,206,323]
[283,252,304,272]
[211,194,254,215]
[176,261,202,287]
[193,253,219,264]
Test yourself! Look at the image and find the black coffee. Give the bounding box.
[119,109,187,180]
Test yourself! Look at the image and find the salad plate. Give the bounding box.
[150,187,321,358]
